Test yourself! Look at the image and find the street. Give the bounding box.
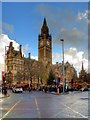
[0,90,89,119]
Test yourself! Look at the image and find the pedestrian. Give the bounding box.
[28,87,31,92]
[3,87,7,96]
[44,86,48,93]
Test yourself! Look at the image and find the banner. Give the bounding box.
[2,71,4,81]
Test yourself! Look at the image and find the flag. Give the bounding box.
[2,71,4,81]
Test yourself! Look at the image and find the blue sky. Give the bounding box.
[1,2,88,73]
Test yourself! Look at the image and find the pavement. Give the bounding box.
[0,90,85,98]
[0,92,10,98]
[50,91,80,95]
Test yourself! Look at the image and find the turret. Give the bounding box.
[9,42,14,52]
[28,53,31,59]
[19,45,22,57]
[82,61,84,70]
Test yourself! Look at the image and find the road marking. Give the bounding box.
[0,107,10,110]
[35,97,41,118]
[0,99,3,102]
[52,102,88,118]
[0,99,21,120]
[63,104,88,118]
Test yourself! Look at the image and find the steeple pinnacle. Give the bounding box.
[43,17,47,26]
[41,18,49,35]
[82,61,84,70]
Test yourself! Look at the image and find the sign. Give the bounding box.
[2,71,4,81]
[60,74,62,82]
[54,79,58,83]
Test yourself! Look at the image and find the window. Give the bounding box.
[18,60,22,64]
[9,66,13,70]
[13,59,16,63]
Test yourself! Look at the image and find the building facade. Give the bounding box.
[5,18,78,87]
[52,61,77,83]
[6,42,24,86]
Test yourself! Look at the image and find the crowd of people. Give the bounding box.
[29,84,67,94]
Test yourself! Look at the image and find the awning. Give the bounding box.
[13,83,29,87]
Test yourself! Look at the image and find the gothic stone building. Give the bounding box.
[6,18,77,87]
[6,18,52,87]
[52,61,77,83]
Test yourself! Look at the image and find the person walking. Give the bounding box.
[3,87,7,96]
[28,87,31,92]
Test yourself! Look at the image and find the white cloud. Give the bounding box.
[52,53,61,64]
[54,27,88,49]
[52,47,88,75]
[77,10,88,20]
[31,56,38,60]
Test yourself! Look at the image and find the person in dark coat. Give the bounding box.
[3,87,7,96]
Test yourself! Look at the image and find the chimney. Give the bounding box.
[19,45,22,55]
[28,53,31,59]
[9,42,13,47]
[19,45,22,52]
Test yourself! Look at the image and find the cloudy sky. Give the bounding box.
[0,2,88,75]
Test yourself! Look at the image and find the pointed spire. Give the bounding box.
[43,17,47,26]
[9,42,13,47]
[82,61,84,70]
[9,42,14,52]
[41,17,49,35]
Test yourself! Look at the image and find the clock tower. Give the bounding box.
[38,18,52,65]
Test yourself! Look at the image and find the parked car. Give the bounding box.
[88,88,90,91]
[12,87,23,93]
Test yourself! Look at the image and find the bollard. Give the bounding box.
[57,88,59,95]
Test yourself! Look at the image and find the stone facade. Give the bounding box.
[52,61,77,83]
[6,18,78,87]
[6,42,24,85]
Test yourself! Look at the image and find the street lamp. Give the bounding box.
[60,39,65,93]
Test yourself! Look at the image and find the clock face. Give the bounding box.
[47,41,50,46]
[40,41,43,46]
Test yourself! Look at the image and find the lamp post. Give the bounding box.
[60,39,65,93]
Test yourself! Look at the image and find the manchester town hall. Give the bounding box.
[5,18,79,88]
